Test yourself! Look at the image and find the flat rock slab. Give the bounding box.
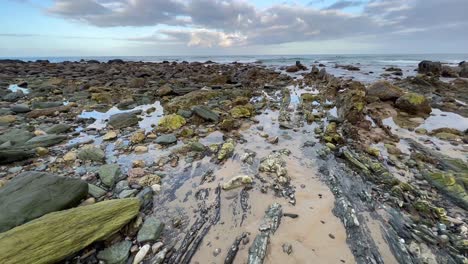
[0,171,88,233]
[0,198,140,264]
[108,111,141,129]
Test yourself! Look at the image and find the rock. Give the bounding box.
[97,240,132,264]
[158,114,186,131]
[0,199,140,264]
[259,152,288,180]
[88,184,107,198]
[222,175,253,190]
[367,81,404,101]
[218,140,235,160]
[108,111,140,129]
[63,151,77,161]
[24,134,67,147]
[192,105,219,122]
[418,61,442,75]
[0,128,34,145]
[282,243,293,255]
[267,136,279,144]
[155,134,177,145]
[134,146,148,153]
[130,130,146,144]
[99,164,122,187]
[45,124,71,134]
[157,84,173,96]
[0,148,35,164]
[0,171,88,233]
[119,189,137,199]
[460,62,468,78]
[36,147,49,156]
[441,66,459,78]
[137,216,165,243]
[137,174,161,187]
[103,131,118,141]
[151,248,168,264]
[177,109,192,118]
[395,93,431,116]
[248,203,283,264]
[10,104,30,113]
[3,91,24,102]
[220,118,240,131]
[32,101,63,109]
[190,141,206,152]
[152,242,164,253]
[0,115,16,124]
[78,145,105,162]
[133,244,151,264]
[230,105,253,118]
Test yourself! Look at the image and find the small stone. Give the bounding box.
[137,216,165,243]
[97,240,132,264]
[63,151,77,161]
[134,146,148,153]
[131,131,146,144]
[155,134,177,145]
[35,147,49,156]
[328,233,335,239]
[119,189,137,198]
[213,248,221,257]
[98,164,122,187]
[80,197,96,206]
[282,243,292,255]
[103,131,118,141]
[88,184,107,198]
[132,160,145,168]
[222,175,253,190]
[132,244,150,264]
[77,145,105,162]
[267,136,279,144]
[151,184,161,193]
[152,242,164,254]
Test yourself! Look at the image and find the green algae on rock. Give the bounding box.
[218,140,235,161]
[0,198,140,264]
[395,92,431,116]
[230,105,253,118]
[157,114,186,131]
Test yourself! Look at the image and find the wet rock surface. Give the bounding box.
[0,59,467,264]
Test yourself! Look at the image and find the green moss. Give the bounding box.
[300,93,319,102]
[179,128,194,137]
[0,199,140,264]
[405,92,426,105]
[218,140,235,161]
[158,114,186,131]
[230,105,254,118]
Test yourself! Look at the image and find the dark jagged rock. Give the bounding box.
[248,203,282,264]
[418,60,442,75]
[0,171,88,232]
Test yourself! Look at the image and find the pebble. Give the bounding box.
[282,243,293,255]
[152,242,164,253]
[213,248,221,257]
[133,244,150,264]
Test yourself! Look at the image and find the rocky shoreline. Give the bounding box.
[0,58,467,264]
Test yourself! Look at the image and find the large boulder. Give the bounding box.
[418,60,442,75]
[98,164,122,187]
[460,61,468,78]
[0,198,140,264]
[366,81,404,101]
[395,92,432,116]
[0,171,88,232]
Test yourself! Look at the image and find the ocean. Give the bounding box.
[3,54,468,83]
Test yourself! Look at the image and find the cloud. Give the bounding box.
[325,1,363,10]
[43,0,468,49]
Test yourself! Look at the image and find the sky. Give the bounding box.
[1,0,467,57]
